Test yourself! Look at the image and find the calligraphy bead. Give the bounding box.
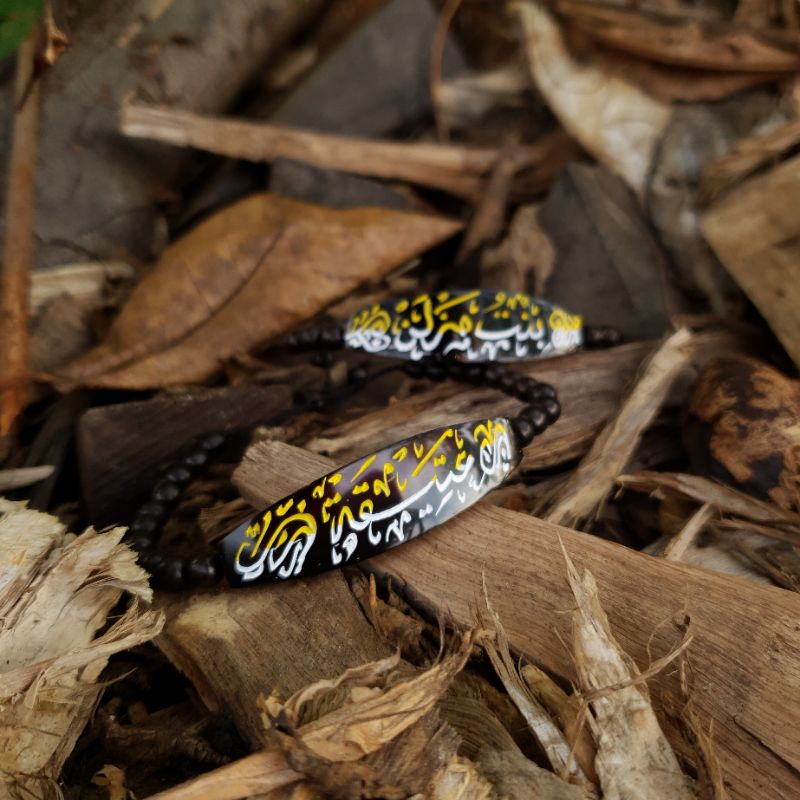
[511,416,535,447]
[200,432,226,451]
[129,514,159,537]
[153,482,180,503]
[165,465,193,484]
[184,553,222,587]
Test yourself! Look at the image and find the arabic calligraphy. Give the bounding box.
[344,290,583,362]
[219,417,520,586]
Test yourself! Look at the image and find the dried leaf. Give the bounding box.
[91,764,127,800]
[58,194,461,389]
[557,0,800,72]
[562,543,695,800]
[514,0,670,196]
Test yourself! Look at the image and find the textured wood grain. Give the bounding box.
[308,342,653,469]
[234,441,800,800]
[702,153,800,370]
[156,575,392,748]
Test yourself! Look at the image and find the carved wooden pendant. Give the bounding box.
[220,417,520,586]
[344,289,584,362]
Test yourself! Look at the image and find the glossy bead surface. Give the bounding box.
[499,372,516,394]
[185,450,209,470]
[127,535,156,552]
[130,515,159,536]
[153,482,180,503]
[156,556,187,591]
[200,433,226,452]
[138,551,165,574]
[511,416,535,447]
[138,500,167,521]
[483,365,502,387]
[184,553,222,587]
[525,406,549,434]
[423,362,446,382]
[541,397,561,423]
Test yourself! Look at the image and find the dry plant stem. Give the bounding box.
[714,518,800,548]
[144,749,304,800]
[236,441,800,800]
[0,28,41,437]
[120,104,561,201]
[0,464,54,492]
[545,328,695,528]
[430,0,464,141]
[662,503,715,561]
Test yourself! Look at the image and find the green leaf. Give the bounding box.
[0,0,43,59]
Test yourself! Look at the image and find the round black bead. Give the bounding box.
[126,535,156,552]
[511,416,535,447]
[184,450,209,470]
[183,553,223,588]
[311,351,334,367]
[165,465,193,484]
[305,392,327,411]
[153,482,180,503]
[463,364,485,384]
[155,555,187,591]
[138,551,165,574]
[423,361,447,382]
[321,327,343,346]
[403,361,425,378]
[200,433,226,452]
[129,514,159,537]
[541,397,561,423]
[533,383,557,400]
[483,365,502,387]
[525,405,549,434]
[348,365,368,385]
[514,375,535,400]
[138,500,167,521]
[498,371,517,395]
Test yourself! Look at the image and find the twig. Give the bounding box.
[662,503,715,561]
[120,104,571,202]
[430,0,464,141]
[0,27,42,438]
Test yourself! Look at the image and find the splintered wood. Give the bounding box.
[0,500,163,799]
[235,441,800,800]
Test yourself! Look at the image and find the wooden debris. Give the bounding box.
[702,153,800,370]
[0,500,163,799]
[514,1,671,197]
[120,104,579,202]
[0,464,54,492]
[563,548,695,800]
[78,384,292,526]
[30,260,135,316]
[685,355,800,510]
[0,26,41,438]
[544,329,695,528]
[235,441,800,800]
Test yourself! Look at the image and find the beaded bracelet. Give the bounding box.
[123,291,619,590]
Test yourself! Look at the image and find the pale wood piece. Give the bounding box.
[702,153,800,370]
[544,329,695,527]
[0,500,162,799]
[308,342,654,469]
[234,441,800,800]
[156,576,393,748]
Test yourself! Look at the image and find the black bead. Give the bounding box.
[511,416,535,447]
[129,515,159,537]
[514,375,534,400]
[498,372,517,394]
[348,365,368,385]
[541,397,561,423]
[483,365,502,387]
[138,551,165,574]
[200,432,226,452]
[165,465,193,485]
[138,500,167,521]
[311,350,334,367]
[153,482,180,503]
[184,553,222,587]
[533,383,557,400]
[299,328,319,347]
[184,450,209,470]
[525,406,549,434]
[126,535,156,552]
[423,361,447,382]
[156,556,187,591]
[304,392,327,411]
[464,364,485,384]
[321,327,344,347]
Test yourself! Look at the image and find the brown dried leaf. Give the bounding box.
[514,1,670,197]
[557,0,800,72]
[58,194,461,389]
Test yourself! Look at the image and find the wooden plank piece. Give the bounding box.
[702,153,800,370]
[234,441,800,800]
